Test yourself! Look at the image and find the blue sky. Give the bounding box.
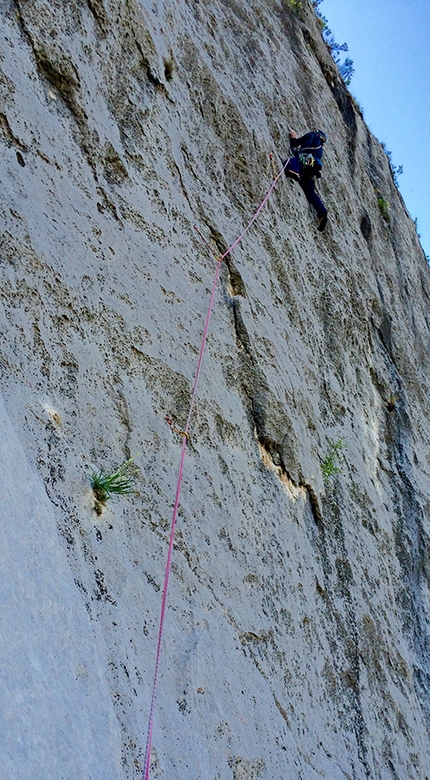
[318,0,430,260]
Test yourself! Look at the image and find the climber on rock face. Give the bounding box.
[283,128,328,232]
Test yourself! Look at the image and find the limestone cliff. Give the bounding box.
[1,1,430,778]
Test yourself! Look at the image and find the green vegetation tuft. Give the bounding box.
[283,0,304,17]
[90,458,139,509]
[378,197,390,222]
[321,438,344,484]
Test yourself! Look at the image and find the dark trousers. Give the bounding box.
[299,175,327,218]
[284,158,327,218]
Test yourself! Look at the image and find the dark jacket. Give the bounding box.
[290,131,324,175]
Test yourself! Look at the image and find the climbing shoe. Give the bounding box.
[317,213,328,232]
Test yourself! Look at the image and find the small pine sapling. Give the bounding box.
[91,458,139,514]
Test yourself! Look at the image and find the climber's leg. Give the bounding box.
[299,175,327,219]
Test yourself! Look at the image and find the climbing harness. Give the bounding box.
[299,152,316,169]
[142,157,289,780]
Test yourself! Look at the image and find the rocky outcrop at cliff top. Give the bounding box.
[1,0,430,778]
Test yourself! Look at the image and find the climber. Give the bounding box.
[283,129,328,232]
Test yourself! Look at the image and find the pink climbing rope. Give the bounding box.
[142,158,289,780]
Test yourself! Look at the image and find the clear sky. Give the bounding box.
[318,0,430,260]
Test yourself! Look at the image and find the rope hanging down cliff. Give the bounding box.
[142,157,289,780]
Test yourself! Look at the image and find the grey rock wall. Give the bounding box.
[1,0,430,778]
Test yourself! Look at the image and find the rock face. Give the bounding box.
[1,1,430,778]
